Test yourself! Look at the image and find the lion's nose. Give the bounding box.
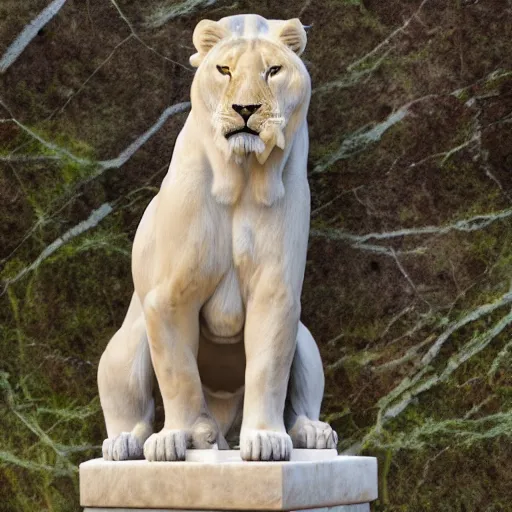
[232,104,261,123]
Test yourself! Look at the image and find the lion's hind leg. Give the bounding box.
[285,322,338,450]
[98,292,154,461]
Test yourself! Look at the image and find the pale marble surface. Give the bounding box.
[80,450,377,510]
[98,14,336,466]
[185,448,340,463]
[83,505,370,512]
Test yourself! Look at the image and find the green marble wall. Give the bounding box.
[1,1,511,510]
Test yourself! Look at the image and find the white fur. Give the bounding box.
[98,14,337,462]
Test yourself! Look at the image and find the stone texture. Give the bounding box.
[84,506,370,512]
[79,450,377,510]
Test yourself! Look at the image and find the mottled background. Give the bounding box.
[1,0,511,510]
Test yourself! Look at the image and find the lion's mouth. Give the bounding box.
[225,126,260,138]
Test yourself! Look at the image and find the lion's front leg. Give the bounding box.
[240,271,299,461]
[142,283,219,461]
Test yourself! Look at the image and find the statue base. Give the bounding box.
[80,449,377,511]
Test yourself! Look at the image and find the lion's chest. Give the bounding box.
[199,208,261,341]
[200,265,245,341]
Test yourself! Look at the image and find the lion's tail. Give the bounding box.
[130,323,153,413]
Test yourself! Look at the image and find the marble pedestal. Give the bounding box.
[80,449,377,512]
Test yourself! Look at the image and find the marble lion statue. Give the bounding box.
[98,13,337,462]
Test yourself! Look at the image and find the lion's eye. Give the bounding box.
[217,65,231,76]
[267,65,282,78]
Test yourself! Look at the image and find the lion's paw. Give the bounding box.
[102,432,144,461]
[289,417,338,449]
[190,417,220,449]
[240,429,293,461]
[143,429,189,462]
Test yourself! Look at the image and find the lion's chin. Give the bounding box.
[228,133,265,157]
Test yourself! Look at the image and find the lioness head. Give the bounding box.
[190,14,311,164]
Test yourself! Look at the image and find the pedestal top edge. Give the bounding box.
[80,450,377,468]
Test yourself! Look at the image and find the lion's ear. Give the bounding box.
[278,19,307,56]
[190,19,230,67]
